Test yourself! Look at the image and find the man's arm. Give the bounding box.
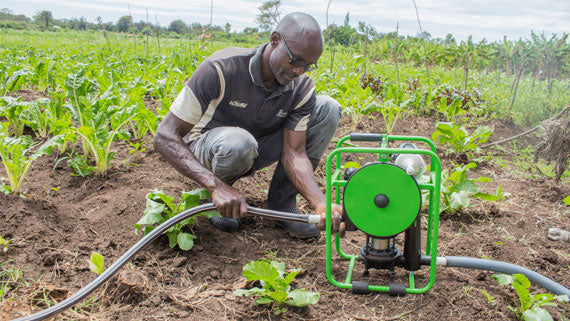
[281,128,343,232]
[154,112,247,218]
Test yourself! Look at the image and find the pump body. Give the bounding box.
[324,134,442,295]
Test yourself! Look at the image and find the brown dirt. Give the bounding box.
[1,108,569,320]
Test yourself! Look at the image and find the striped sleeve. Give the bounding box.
[169,61,221,125]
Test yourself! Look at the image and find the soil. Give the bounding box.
[1,96,569,320]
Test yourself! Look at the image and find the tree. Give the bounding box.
[117,15,133,32]
[169,19,187,34]
[445,33,456,45]
[224,22,231,33]
[417,31,431,41]
[34,10,53,29]
[344,12,350,27]
[243,27,259,34]
[255,0,281,32]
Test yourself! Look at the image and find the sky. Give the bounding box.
[2,0,569,43]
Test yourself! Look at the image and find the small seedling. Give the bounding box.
[88,252,105,275]
[0,236,11,252]
[480,289,495,307]
[234,259,320,315]
[493,273,569,320]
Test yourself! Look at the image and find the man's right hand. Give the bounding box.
[210,183,248,219]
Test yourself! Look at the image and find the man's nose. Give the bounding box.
[292,66,305,77]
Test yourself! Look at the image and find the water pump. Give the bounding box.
[324,133,441,295]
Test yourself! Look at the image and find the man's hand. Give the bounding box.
[210,183,248,219]
[315,203,346,237]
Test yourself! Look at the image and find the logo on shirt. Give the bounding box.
[276,109,287,117]
[229,100,248,108]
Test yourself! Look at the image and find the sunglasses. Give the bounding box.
[277,32,318,72]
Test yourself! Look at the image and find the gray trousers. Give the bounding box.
[190,95,341,211]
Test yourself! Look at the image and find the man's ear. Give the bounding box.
[270,31,280,47]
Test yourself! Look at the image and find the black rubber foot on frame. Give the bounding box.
[352,281,370,294]
[389,283,407,296]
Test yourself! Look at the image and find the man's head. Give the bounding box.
[268,12,323,86]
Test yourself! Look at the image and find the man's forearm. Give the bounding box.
[282,152,325,209]
[153,132,222,192]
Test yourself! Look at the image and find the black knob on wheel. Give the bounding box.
[374,194,389,208]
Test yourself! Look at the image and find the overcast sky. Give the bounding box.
[2,0,569,43]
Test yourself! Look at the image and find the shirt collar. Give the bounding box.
[249,43,294,93]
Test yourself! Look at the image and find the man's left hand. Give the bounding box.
[315,203,346,237]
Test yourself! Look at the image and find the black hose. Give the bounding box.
[420,255,570,296]
[16,203,318,321]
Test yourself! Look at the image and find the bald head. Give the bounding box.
[275,12,323,53]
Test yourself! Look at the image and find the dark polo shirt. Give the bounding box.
[170,43,316,141]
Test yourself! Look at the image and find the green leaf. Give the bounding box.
[492,274,514,286]
[473,192,499,201]
[268,290,289,304]
[233,287,265,297]
[177,232,196,251]
[148,189,175,212]
[283,268,301,287]
[554,295,568,303]
[88,252,105,275]
[449,191,470,210]
[243,261,280,289]
[135,199,166,233]
[286,289,321,307]
[563,196,570,206]
[512,274,532,312]
[255,297,274,305]
[167,232,178,248]
[522,307,553,321]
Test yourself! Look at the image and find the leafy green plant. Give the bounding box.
[379,99,407,134]
[20,98,51,138]
[0,130,63,195]
[493,273,568,320]
[233,259,320,315]
[440,162,507,214]
[73,105,136,176]
[88,252,105,275]
[135,188,216,251]
[0,236,11,253]
[2,68,32,95]
[0,96,29,137]
[432,122,492,159]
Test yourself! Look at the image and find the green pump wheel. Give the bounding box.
[343,162,421,237]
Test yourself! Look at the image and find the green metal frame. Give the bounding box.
[324,134,442,294]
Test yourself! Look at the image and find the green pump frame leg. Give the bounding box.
[324,134,442,294]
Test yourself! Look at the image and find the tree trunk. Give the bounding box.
[510,59,528,112]
[464,52,469,91]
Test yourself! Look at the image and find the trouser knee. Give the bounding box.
[191,127,258,183]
